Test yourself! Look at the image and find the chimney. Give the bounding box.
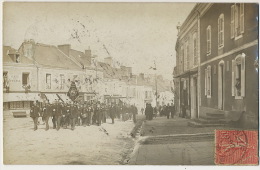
[85,46,91,58]
[139,73,144,80]
[58,44,71,56]
[104,57,113,66]
[23,39,35,60]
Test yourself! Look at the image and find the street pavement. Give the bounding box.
[3,115,136,165]
[128,116,231,165]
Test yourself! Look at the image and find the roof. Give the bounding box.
[69,49,91,68]
[97,62,123,80]
[20,43,82,70]
[3,46,34,64]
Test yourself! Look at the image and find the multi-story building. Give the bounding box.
[174,3,258,128]
[199,3,258,128]
[174,4,200,119]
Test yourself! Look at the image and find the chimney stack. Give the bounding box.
[85,46,91,58]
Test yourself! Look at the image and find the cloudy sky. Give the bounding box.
[3,2,195,80]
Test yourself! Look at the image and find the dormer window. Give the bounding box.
[15,54,20,63]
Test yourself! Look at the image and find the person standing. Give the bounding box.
[166,103,171,119]
[110,103,116,124]
[170,103,175,118]
[70,102,78,130]
[42,101,51,131]
[96,104,102,126]
[141,108,144,115]
[53,100,62,130]
[51,100,57,129]
[30,101,40,131]
[145,103,153,120]
[87,104,94,126]
[81,103,88,127]
[131,104,138,123]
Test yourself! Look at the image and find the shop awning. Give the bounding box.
[3,93,42,102]
[57,93,72,103]
[44,93,60,104]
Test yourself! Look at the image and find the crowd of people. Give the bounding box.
[30,99,138,131]
[144,103,175,120]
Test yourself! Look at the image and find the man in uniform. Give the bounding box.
[170,103,175,119]
[42,100,52,131]
[51,100,57,129]
[96,103,102,126]
[87,104,94,126]
[30,100,40,131]
[110,103,116,124]
[77,103,83,126]
[81,103,88,127]
[70,102,78,130]
[53,99,62,130]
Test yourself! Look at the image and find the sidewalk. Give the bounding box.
[128,116,225,165]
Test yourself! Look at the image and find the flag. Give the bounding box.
[67,81,79,101]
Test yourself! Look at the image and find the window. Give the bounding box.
[206,26,211,55]
[180,46,184,73]
[218,14,224,48]
[3,72,8,88]
[232,53,245,98]
[193,32,197,65]
[231,3,244,39]
[15,54,20,63]
[205,66,212,98]
[22,73,30,86]
[46,74,51,89]
[10,101,24,109]
[60,74,65,89]
[186,41,189,70]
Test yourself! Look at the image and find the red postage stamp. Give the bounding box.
[215,130,258,165]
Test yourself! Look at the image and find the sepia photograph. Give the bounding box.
[1,1,259,167]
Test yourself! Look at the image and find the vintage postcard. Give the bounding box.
[2,1,259,167]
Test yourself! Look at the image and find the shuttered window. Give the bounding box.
[218,14,224,48]
[232,53,246,98]
[231,5,235,38]
[205,66,212,98]
[206,25,211,55]
[233,3,244,38]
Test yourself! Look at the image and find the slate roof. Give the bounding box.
[69,49,91,68]
[20,43,82,70]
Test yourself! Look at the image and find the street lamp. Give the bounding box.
[150,60,158,108]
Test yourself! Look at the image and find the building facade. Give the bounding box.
[174,3,258,128]
[199,3,258,128]
[174,4,200,119]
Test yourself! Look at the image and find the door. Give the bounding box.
[191,77,198,119]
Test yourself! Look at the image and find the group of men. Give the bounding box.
[143,103,175,120]
[30,99,138,131]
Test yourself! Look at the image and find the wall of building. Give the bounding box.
[3,64,38,92]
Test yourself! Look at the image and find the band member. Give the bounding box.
[87,104,94,126]
[70,102,78,130]
[110,103,116,124]
[81,104,88,127]
[30,101,40,131]
[42,100,52,131]
[53,100,62,130]
[96,104,102,126]
[76,103,83,126]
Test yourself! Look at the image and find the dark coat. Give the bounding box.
[52,104,62,116]
[145,105,153,116]
[70,105,78,118]
[30,105,40,118]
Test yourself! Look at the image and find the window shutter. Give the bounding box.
[241,55,246,97]
[218,17,220,46]
[208,66,212,97]
[209,27,211,52]
[240,3,244,33]
[231,60,235,96]
[234,5,239,36]
[205,68,207,96]
[231,5,235,38]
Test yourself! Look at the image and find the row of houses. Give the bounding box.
[3,40,157,116]
[173,3,258,128]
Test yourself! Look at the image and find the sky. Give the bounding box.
[3,2,195,80]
